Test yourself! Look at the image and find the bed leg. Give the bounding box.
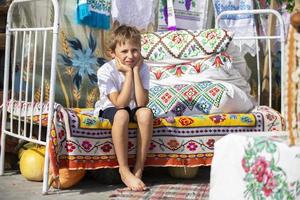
[42,137,50,194]
[0,129,6,175]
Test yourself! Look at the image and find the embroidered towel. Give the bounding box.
[210,133,300,200]
[111,0,156,29]
[76,0,111,30]
[158,0,212,31]
[167,0,176,30]
[213,0,257,56]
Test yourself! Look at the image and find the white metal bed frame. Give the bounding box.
[0,0,59,194]
[216,9,286,118]
[0,2,285,195]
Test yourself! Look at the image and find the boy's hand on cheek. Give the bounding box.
[115,57,132,73]
[133,57,143,72]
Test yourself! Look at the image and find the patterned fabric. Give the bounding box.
[48,105,285,173]
[157,0,213,31]
[110,183,210,200]
[76,0,111,29]
[285,26,300,145]
[148,81,229,117]
[13,1,109,108]
[210,134,300,200]
[6,100,56,126]
[242,137,299,199]
[213,0,256,56]
[141,29,233,62]
[149,52,232,82]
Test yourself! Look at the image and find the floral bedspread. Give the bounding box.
[49,105,285,172]
[210,134,300,200]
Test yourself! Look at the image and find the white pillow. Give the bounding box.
[147,80,254,118]
[226,43,253,98]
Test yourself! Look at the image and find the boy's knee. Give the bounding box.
[114,109,130,123]
[135,107,153,123]
[136,107,152,115]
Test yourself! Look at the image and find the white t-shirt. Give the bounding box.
[94,60,150,116]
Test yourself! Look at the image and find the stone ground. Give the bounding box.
[0,167,211,200]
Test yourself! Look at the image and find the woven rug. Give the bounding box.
[109,183,210,200]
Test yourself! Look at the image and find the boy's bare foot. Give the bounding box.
[119,167,146,191]
[133,167,143,179]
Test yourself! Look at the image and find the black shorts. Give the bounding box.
[99,106,146,125]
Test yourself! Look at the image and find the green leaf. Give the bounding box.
[266,141,277,153]
[244,173,253,182]
[296,180,300,196]
[274,190,284,200]
[254,137,266,145]
[270,158,277,169]
[244,149,253,157]
[255,142,265,152]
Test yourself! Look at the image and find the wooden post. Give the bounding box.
[286,0,300,146]
[261,0,278,107]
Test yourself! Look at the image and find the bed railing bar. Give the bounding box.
[23,31,32,138]
[10,32,18,132]
[0,16,12,175]
[38,31,47,139]
[10,0,38,3]
[280,31,285,118]
[233,36,281,40]
[238,40,242,51]
[18,32,26,136]
[2,130,46,146]
[30,31,38,140]
[43,0,60,192]
[267,39,272,107]
[255,39,261,106]
[216,9,284,28]
[9,27,55,32]
[17,101,22,136]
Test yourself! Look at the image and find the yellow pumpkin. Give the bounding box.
[168,167,199,179]
[18,142,40,159]
[19,146,45,181]
[49,168,86,189]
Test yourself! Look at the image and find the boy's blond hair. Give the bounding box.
[109,25,141,52]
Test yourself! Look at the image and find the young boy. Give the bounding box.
[95,25,153,191]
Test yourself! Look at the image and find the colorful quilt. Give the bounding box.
[48,105,285,173]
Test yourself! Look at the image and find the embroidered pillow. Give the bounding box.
[147,81,254,118]
[149,52,232,84]
[141,29,233,62]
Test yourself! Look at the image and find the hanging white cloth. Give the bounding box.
[157,0,212,31]
[213,0,257,56]
[111,0,156,29]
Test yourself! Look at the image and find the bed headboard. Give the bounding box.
[215,9,286,118]
[1,0,60,194]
